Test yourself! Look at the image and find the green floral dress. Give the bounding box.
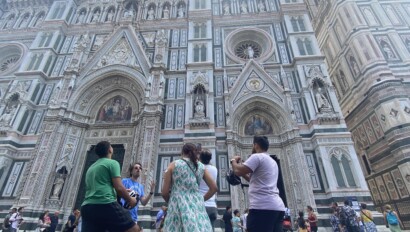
[163,159,212,232]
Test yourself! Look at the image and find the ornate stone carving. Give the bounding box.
[154,29,168,65]
[68,34,90,72]
[96,39,138,68]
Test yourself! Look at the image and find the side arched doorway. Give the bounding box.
[227,98,316,213]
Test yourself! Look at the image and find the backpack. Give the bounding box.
[386,211,398,225]
[3,214,11,228]
[341,206,357,227]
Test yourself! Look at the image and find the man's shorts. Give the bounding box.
[81,202,135,232]
[247,209,285,232]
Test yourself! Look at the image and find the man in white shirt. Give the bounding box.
[9,207,24,232]
[231,136,285,232]
[199,149,218,231]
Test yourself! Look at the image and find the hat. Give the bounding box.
[226,170,241,186]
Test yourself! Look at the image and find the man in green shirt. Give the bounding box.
[81,141,139,232]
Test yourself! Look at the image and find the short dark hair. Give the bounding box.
[226,206,231,210]
[253,136,269,151]
[361,203,367,209]
[199,149,212,165]
[233,209,239,215]
[95,141,111,158]
[344,200,350,206]
[128,162,142,177]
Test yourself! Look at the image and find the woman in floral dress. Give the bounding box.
[162,143,218,232]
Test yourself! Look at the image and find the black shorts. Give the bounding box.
[247,209,284,232]
[81,202,135,232]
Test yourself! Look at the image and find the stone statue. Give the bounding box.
[34,14,44,27]
[315,88,330,110]
[177,6,185,18]
[0,105,17,126]
[124,8,134,19]
[241,1,248,14]
[91,10,100,23]
[382,43,395,59]
[19,15,30,28]
[163,6,170,19]
[5,16,15,29]
[147,7,155,20]
[247,46,254,59]
[107,10,114,22]
[258,1,266,12]
[77,11,85,24]
[69,34,90,70]
[194,98,205,118]
[351,59,359,76]
[223,3,230,15]
[52,176,65,198]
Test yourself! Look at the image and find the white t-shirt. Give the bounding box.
[199,164,218,207]
[243,152,285,211]
[10,212,22,229]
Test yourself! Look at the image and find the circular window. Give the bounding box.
[225,27,275,63]
[235,41,262,59]
[0,44,24,75]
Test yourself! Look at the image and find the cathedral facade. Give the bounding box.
[0,0,371,230]
[306,0,410,228]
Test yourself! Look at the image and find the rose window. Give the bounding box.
[1,56,19,72]
[234,41,261,59]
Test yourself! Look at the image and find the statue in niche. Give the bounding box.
[350,57,359,76]
[381,42,395,59]
[155,29,168,47]
[194,97,205,118]
[34,13,44,27]
[124,8,134,19]
[163,6,170,19]
[107,9,115,22]
[247,46,254,59]
[244,115,273,135]
[241,1,248,14]
[0,105,17,126]
[19,14,30,28]
[91,10,100,23]
[77,11,85,24]
[223,3,230,15]
[258,1,266,12]
[177,5,185,18]
[147,7,155,20]
[51,176,65,198]
[5,15,15,29]
[315,87,330,111]
[69,33,90,70]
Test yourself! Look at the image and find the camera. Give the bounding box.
[123,190,140,209]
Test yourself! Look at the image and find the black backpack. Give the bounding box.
[3,214,11,228]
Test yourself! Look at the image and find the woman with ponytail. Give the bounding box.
[162,143,218,231]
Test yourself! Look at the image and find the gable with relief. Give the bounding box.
[233,71,282,105]
[96,96,132,123]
